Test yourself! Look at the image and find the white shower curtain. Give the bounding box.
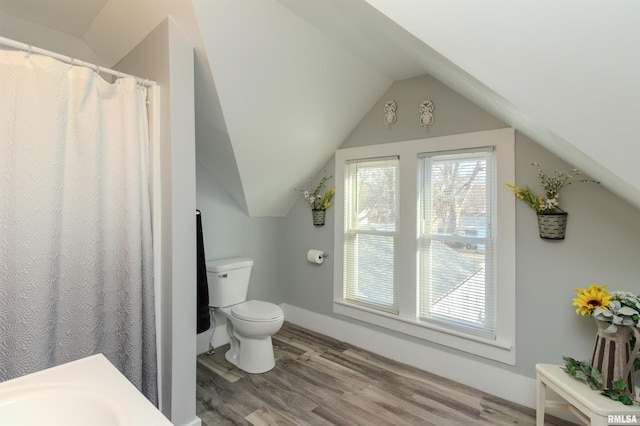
[0,51,157,403]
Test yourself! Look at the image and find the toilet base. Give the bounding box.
[225,334,276,374]
[216,303,283,374]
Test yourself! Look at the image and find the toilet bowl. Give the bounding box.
[219,300,284,373]
[206,257,284,374]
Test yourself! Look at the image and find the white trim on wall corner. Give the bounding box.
[180,417,202,426]
[280,303,536,409]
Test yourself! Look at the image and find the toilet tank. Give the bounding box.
[206,257,254,307]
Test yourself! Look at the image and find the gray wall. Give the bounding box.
[341,74,506,148]
[196,163,284,304]
[281,74,640,379]
[514,135,640,374]
[281,176,336,317]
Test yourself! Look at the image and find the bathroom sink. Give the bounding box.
[0,383,129,426]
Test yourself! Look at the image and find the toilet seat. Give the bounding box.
[231,300,283,322]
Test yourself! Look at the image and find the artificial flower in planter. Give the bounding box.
[572,285,640,333]
[505,162,599,239]
[563,285,640,405]
[298,173,335,226]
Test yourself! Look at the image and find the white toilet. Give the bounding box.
[206,257,284,374]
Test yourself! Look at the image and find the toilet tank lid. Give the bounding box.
[206,257,253,273]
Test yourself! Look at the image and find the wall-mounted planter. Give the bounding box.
[312,209,326,226]
[537,210,568,240]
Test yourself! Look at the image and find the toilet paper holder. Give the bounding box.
[307,249,329,264]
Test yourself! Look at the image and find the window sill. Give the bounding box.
[334,300,515,365]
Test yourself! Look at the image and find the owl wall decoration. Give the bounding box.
[384,100,397,126]
[419,99,434,127]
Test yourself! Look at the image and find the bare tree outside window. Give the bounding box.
[430,159,486,236]
[419,151,494,336]
[354,164,397,230]
[345,158,399,313]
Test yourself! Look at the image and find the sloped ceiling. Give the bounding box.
[365,0,640,210]
[1,0,639,215]
[0,0,108,38]
[192,0,419,216]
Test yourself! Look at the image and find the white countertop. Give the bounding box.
[0,354,172,426]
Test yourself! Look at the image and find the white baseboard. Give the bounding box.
[281,303,536,409]
[179,416,202,426]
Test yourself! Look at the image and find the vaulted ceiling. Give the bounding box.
[1,0,639,215]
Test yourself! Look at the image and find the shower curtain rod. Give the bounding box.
[0,35,156,88]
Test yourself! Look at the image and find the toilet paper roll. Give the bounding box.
[307,249,325,264]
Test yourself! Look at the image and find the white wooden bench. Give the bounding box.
[536,363,640,426]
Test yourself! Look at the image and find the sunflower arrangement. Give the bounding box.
[572,284,612,316]
[567,285,640,404]
[572,284,640,333]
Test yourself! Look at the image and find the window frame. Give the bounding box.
[343,157,400,314]
[333,129,516,364]
[417,148,495,339]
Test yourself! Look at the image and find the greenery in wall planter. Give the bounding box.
[297,173,335,226]
[505,162,599,239]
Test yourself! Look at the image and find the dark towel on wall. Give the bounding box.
[196,210,211,334]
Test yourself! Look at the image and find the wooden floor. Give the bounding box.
[196,322,573,426]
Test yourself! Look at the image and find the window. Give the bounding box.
[418,149,494,339]
[344,157,399,314]
[333,129,515,364]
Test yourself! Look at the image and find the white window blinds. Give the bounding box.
[418,149,496,339]
[343,157,399,314]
